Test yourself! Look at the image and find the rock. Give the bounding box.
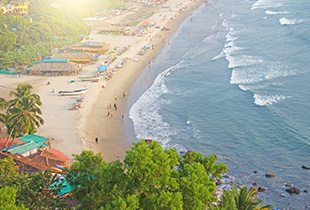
[185,150,193,155]
[145,139,153,144]
[285,187,301,194]
[216,180,222,186]
[302,165,310,170]
[253,170,258,174]
[227,157,231,161]
[223,175,230,179]
[266,173,276,178]
[280,194,285,197]
[253,182,257,186]
[213,154,219,159]
[258,187,267,192]
[285,183,292,187]
[304,190,308,193]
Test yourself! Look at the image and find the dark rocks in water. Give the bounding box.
[258,187,266,192]
[145,139,153,144]
[285,183,292,187]
[253,170,258,174]
[252,182,257,186]
[223,175,230,179]
[302,165,310,170]
[212,154,219,159]
[185,150,193,155]
[285,187,301,194]
[266,173,276,178]
[227,157,231,161]
[216,180,222,186]
[304,190,308,193]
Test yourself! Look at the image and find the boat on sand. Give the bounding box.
[78,75,102,81]
[58,88,87,96]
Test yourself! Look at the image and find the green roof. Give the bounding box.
[42,59,68,63]
[1,142,40,155]
[19,134,48,146]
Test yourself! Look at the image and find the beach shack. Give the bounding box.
[50,51,99,64]
[43,149,72,163]
[26,59,81,76]
[71,41,110,54]
[0,152,60,174]
[18,134,49,147]
[0,138,18,150]
[1,141,40,157]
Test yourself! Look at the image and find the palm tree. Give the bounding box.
[230,184,272,210]
[3,84,44,152]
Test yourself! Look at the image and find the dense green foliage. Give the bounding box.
[0,157,66,209]
[0,136,271,209]
[0,0,128,69]
[0,0,88,68]
[0,186,28,210]
[66,140,228,209]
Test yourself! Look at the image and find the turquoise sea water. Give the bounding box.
[128,0,310,208]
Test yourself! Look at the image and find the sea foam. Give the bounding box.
[279,17,300,25]
[251,0,283,10]
[253,94,288,106]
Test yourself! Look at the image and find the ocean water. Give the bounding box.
[128,0,310,208]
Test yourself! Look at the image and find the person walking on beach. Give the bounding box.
[95,137,98,144]
[114,95,117,100]
[110,111,113,118]
[122,115,124,121]
[107,111,110,117]
[114,103,118,111]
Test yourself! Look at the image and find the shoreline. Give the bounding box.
[81,0,206,162]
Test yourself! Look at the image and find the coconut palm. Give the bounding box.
[7,83,41,109]
[3,84,44,152]
[231,184,269,210]
[0,98,8,123]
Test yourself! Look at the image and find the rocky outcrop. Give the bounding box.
[258,187,266,192]
[266,173,276,178]
[285,187,301,194]
[301,165,310,170]
[216,180,222,186]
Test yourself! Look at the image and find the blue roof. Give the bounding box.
[51,180,74,196]
[19,134,48,146]
[97,65,108,72]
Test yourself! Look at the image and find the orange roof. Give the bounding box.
[0,138,18,150]
[44,149,72,163]
[0,152,60,174]
[140,20,150,26]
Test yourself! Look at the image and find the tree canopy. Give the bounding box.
[0,139,271,209]
[66,140,228,209]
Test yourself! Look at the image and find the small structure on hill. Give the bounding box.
[0,0,29,17]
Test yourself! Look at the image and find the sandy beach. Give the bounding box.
[0,0,205,161]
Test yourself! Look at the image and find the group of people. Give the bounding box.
[106,93,127,119]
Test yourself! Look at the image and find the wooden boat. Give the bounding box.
[58,88,87,96]
[78,75,102,81]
